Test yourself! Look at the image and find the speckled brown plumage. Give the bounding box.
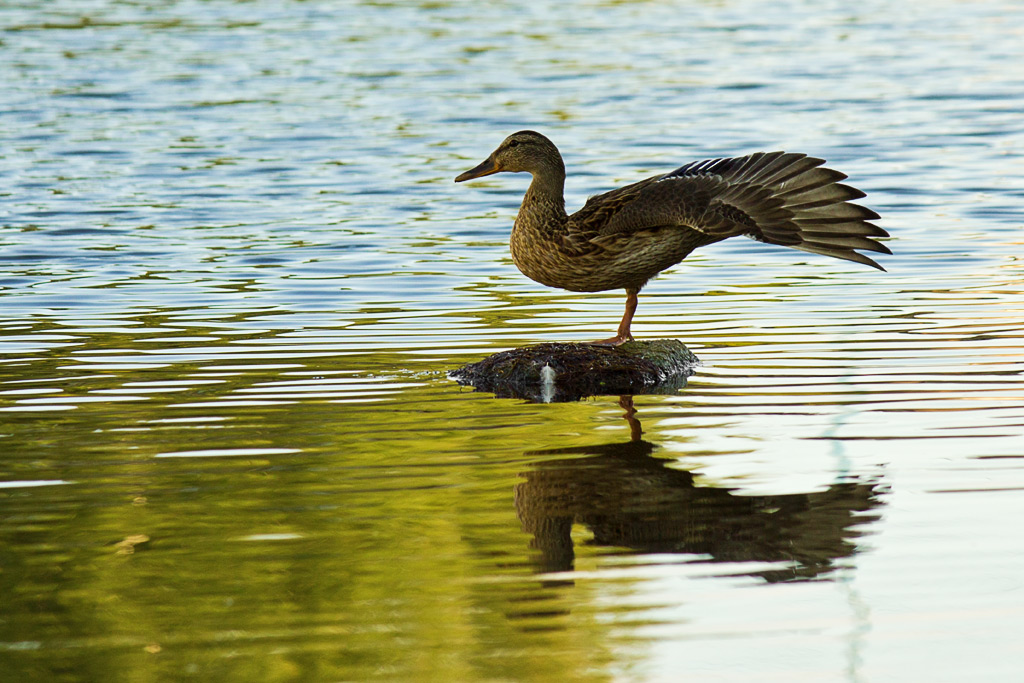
[456,130,889,345]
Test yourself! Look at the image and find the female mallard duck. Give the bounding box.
[456,131,889,345]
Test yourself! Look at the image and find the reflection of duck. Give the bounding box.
[456,131,889,345]
[515,398,884,581]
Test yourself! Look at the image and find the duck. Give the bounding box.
[455,131,889,345]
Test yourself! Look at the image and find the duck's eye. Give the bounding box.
[508,140,519,148]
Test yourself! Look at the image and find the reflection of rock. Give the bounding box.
[515,399,885,581]
[450,340,698,402]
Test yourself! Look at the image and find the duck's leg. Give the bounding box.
[589,288,638,346]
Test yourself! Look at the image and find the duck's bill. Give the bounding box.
[455,157,498,182]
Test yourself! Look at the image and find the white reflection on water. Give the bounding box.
[154,447,303,458]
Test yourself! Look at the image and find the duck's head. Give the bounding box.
[455,130,564,182]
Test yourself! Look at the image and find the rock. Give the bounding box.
[449,339,699,402]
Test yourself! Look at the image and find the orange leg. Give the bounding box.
[589,288,638,346]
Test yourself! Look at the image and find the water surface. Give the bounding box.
[2,0,1024,680]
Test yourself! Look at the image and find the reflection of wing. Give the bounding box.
[516,441,885,581]
[574,153,890,269]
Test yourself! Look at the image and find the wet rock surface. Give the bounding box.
[450,340,699,402]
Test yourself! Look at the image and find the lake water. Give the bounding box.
[2,0,1024,680]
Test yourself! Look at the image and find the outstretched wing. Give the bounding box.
[573,152,889,270]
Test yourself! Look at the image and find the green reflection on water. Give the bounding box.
[1,325,883,681]
[0,329,630,680]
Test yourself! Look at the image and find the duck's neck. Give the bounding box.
[515,166,568,239]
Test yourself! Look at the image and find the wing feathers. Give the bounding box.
[792,244,886,271]
[571,150,889,270]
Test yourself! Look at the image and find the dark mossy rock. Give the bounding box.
[449,340,699,402]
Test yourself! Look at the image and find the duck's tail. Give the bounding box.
[669,152,890,270]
